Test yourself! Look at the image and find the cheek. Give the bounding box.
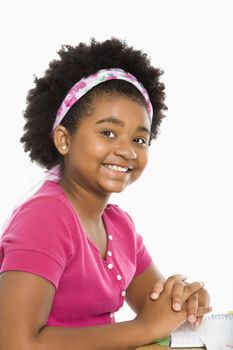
[137,149,149,170]
[130,150,148,182]
[70,138,108,164]
[92,141,109,155]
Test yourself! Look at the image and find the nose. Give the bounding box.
[113,139,137,160]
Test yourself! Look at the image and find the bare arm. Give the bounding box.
[0,271,149,350]
[0,270,207,350]
[125,262,164,314]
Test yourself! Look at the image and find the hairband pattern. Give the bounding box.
[52,68,153,133]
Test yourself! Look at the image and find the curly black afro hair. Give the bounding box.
[20,37,167,170]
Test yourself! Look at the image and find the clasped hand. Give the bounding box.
[150,274,212,328]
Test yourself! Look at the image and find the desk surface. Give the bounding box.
[136,344,204,350]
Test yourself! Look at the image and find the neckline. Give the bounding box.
[45,180,111,262]
[84,213,111,262]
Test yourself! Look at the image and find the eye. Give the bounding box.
[133,137,147,145]
[101,130,116,138]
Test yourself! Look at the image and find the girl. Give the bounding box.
[0,38,211,350]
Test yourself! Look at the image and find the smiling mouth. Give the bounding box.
[103,164,133,173]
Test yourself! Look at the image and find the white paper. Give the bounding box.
[201,335,233,350]
[170,314,233,348]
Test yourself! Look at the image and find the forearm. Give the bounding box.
[32,319,149,350]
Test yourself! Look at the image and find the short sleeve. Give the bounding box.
[0,197,75,289]
[134,232,152,277]
[120,208,152,277]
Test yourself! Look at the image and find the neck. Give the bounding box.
[59,173,110,222]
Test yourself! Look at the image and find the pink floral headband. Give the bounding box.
[52,68,153,133]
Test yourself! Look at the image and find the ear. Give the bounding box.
[53,125,70,155]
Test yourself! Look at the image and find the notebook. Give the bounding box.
[170,314,233,348]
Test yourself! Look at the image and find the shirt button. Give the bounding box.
[121,290,126,297]
[107,263,113,269]
[108,234,113,240]
[117,274,122,280]
[109,312,114,318]
[107,250,112,256]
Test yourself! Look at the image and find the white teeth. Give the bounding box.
[105,164,129,173]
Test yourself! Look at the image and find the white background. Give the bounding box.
[0,0,232,322]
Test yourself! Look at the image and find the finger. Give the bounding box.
[193,287,212,328]
[194,316,203,328]
[164,274,187,292]
[196,305,212,318]
[197,287,211,307]
[150,280,165,300]
[195,305,212,328]
[171,280,186,311]
[182,281,204,301]
[186,293,198,324]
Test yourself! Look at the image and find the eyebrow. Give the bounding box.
[95,116,150,135]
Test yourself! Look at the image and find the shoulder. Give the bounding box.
[17,198,73,224]
[3,181,77,234]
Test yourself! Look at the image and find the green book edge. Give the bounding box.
[157,336,170,346]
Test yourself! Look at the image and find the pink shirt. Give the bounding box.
[0,180,152,327]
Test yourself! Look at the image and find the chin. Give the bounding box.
[111,188,127,194]
[100,183,129,195]
[107,187,127,194]
[97,176,137,194]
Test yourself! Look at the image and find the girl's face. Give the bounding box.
[63,94,151,197]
